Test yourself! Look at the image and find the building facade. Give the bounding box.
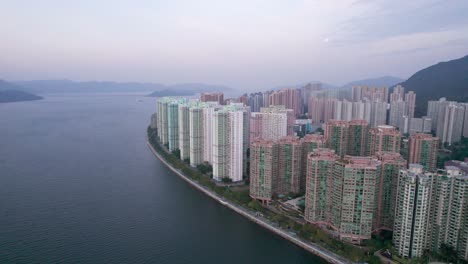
[250,112,287,142]
[347,119,369,156]
[200,92,224,105]
[373,152,407,231]
[409,133,439,172]
[324,120,349,157]
[301,134,325,191]
[304,148,337,225]
[333,156,381,244]
[189,106,204,167]
[178,104,191,160]
[393,164,433,259]
[277,137,302,195]
[367,125,401,156]
[249,139,279,203]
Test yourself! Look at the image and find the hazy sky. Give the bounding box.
[1,0,468,90]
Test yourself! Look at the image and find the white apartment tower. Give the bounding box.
[393,164,434,259]
[212,109,244,182]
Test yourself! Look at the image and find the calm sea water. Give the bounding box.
[0,93,325,263]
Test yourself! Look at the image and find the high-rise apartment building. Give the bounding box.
[277,137,302,195]
[189,106,204,167]
[304,153,381,244]
[324,120,369,157]
[238,94,248,106]
[167,102,180,151]
[370,101,388,127]
[373,152,407,231]
[352,100,372,123]
[367,125,401,156]
[400,115,410,134]
[250,136,303,199]
[407,116,432,135]
[351,86,388,127]
[304,148,337,225]
[212,111,229,180]
[389,100,408,128]
[156,97,188,150]
[268,88,303,116]
[178,104,191,160]
[247,92,265,112]
[347,120,369,156]
[301,134,325,191]
[408,117,423,135]
[250,112,287,142]
[409,133,439,171]
[324,120,349,157]
[393,164,433,259]
[405,91,416,118]
[351,86,388,103]
[393,165,468,261]
[202,105,220,163]
[463,103,468,138]
[431,166,468,260]
[334,99,353,121]
[301,83,322,113]
[200,92,224,105]
[427,97,447,131]
[436,101,466,145]
[261,105,295,136]
[422,116,432,133]
[156,97,171,145]
[249,139,279,203]
[333,156,381,244]
[390,85,405,102]
[228,103,251,176]
[212,109,244,182]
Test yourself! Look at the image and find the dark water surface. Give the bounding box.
[0,93,325,263]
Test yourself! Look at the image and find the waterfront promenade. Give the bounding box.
[146,140,352,264]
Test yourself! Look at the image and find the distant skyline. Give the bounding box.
[1,0,468,91]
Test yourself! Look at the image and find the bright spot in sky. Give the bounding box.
[323,38,330,43]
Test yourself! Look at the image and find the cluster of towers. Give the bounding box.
[427,97,468,144]
[156,97,250,182]
[249,118,467,260]
[154,83,468,261]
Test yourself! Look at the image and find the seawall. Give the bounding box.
[146,141,351,264]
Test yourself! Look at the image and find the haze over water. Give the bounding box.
[0,94,324,263]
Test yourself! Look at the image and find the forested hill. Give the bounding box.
[398,55,468,116]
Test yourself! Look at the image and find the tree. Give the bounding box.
[439,243,458,263]
[221,177,232,183]
[196,163,213,174]
[171,149,181,159]
[248,200,263,211]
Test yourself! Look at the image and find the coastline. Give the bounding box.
[146,140,351,264]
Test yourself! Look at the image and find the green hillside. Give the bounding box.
[399,55,468,117]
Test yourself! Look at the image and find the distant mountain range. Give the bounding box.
[3,54,467,109]
[15,80,164,93]
[0,80,42,103]
[398,55,468,116]
[147,83,233,97]
[14,80,232,96]
[271,77,403,92]
[341,76,404,89]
